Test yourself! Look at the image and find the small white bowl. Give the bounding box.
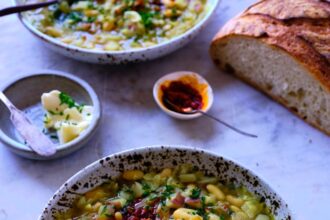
[153,71,213,120]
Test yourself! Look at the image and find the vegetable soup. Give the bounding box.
[25,0,207,51]
[56,164,274,220]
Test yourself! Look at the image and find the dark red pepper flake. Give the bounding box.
[161,81,203,112]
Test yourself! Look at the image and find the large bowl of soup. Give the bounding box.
[40,146,293,219]
[15,0,219,64]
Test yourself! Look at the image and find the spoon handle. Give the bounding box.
[0,91,17,111]
[0,91,56,156]
[0,0,58,17]
[198,110,258,138]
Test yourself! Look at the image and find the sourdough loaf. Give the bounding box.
[210,0,330,135]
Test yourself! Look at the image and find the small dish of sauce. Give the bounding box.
[153,71,213,119]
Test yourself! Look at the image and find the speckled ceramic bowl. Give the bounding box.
[0,70,101,160]
[14,0,220,64]
[40,146,293,219]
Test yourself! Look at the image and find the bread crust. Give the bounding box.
[210,0,330,135]
[211,0,330,89]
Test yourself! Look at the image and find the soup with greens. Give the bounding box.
[56,164,274,220]
[25,0,207,51]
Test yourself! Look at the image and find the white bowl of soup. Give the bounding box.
[15,0,219,64]
[40,146,293,219]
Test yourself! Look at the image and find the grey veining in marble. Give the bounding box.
[0,0,329,219]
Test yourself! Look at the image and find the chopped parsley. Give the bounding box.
[161,185,175,201]
[59,92,76,108]
[193,196,208,219]
[48,110,64,116]
[67,11,83,24]
[86,16,96,23]
[142,182,151,196]
[48,110,56,115]
[77,104,85,113]
[138,11,158,29]
[59,92,84,112]
[190,187,201,199]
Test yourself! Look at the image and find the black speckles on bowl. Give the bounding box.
[39,146,293,219]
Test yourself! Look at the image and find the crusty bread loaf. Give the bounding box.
[210,0,330,135]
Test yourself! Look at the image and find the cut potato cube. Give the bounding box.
[57,122,80,144]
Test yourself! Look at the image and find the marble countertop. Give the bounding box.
[0,0,329,219]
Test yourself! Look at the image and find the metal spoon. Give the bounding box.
[163,98,258,138]
[0,0,58,17]
[0,91,56,156]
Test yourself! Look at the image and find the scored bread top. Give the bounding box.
[211,0,330,90]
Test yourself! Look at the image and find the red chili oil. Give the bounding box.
[161,81,203,112]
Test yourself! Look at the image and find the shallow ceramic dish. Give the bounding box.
[40,146,293,219]
[14,0,220,64]
[0,70,101,160]
[153,71,213,120]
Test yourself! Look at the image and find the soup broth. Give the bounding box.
[56,164,274,220]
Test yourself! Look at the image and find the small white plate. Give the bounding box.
[0,70,101,160]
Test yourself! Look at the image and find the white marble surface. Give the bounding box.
[0,0,329,219]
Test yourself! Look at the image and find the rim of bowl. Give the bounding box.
[14,0,220,56]
[0,69,101,157]
[153,71,214,119]
[40,145,294,219]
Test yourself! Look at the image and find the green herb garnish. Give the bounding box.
[190,187,201,199]
[48,110,64,116]
[67,12,83,24]
[86,16,96,23]
[161,185,175,200]
[77,104,85,113]
[59,92,76,108]
[138,11,156,29]
[59,92,85,112]
[142,182,151,196]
